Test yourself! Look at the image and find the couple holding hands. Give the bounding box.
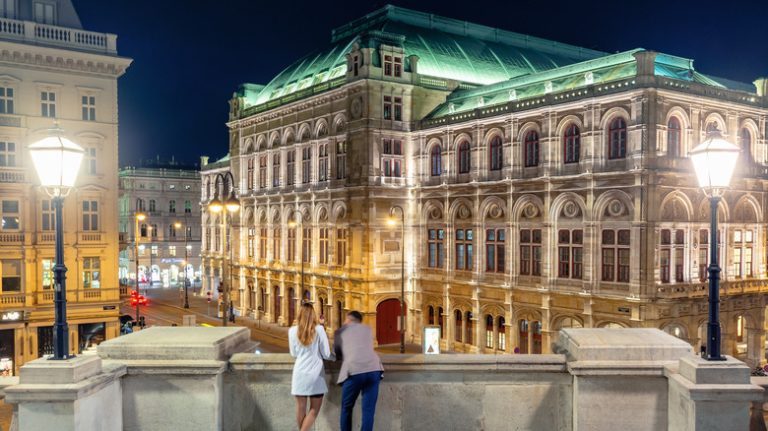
[288,304,384,431]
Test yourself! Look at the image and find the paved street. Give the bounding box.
[120,286,288,353]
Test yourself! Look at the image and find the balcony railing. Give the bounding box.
[79,232,102,243]
[0,167,25,183]
[0,292,27,306]
[0,232,23,243]
[0,17,116,55]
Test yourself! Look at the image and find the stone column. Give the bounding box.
[667,356,762,431]
[4,355,125,431]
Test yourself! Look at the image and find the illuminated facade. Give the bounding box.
[118,164,202,289]
[0,0,130,374]
[211,5,768,362]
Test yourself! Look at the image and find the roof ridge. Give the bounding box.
[331,5,605,60]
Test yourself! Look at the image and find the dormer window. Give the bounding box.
[34,1,55,25]
[394,57,402,77]
[384,55,393,76]
[384,55,403,78]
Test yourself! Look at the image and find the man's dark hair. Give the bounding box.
[347,310,363,322]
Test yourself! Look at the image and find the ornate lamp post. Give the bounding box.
[689,127,740,361]
[388,206,406,354]
[207,172,239,326]
[174,221,190,309]
[134,212,146,321]
[28,129,84,360]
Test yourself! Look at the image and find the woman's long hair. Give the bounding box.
[297,303,317,346]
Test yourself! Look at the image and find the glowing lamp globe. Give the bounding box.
[689,129,740,196]
[28,134,84,193]
[225,194,240,213]
[208,198,223,213]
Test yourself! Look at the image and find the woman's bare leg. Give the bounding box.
[300,395,324,431]
[295,396,307,430]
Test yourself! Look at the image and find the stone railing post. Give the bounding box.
[97,326,252,431]
[666,356,763,431]
[556,328,694,431]
[3,354,125,431]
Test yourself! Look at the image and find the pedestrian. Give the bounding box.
[289,303,332,431]
[334,310,384,431]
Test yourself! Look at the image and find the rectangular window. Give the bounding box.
[659,229,685,283]
[185,200,192,214]
[0,142,16,167]
[519,229,542,276]
[81,95,95,121]
[557,229,583,279]
[272,153,280,187]
[336,228,347,266]
[732,229,754,278]
[41,91,56,117]
[82,257,100,289]
[272,227,281,261]
[0,87,13,114]
[34,1,55,24]
[394,97,402,121]
[485,229,505,273]
[259,156,267,188]
[0,0,16,19]
[247,227,255,258]
[427,228,445,268]
[205,228,211,251]
[151,245,158,256]
[42,259,53,290]
[1,259,21,292]
[602,229,630,282]
[287,228,296,261]
[319,228,329,264]
[394,57,402,77]
[302,147,311,183]
[168,246,176,257]
[336,141,347,179]
[384,55,392,76]
[455,229,473,271]
[41,199,55,231]
[259,227,267,260]
[247,158,254,190]
[302,227,311,263]
[318,144,328,182]
[82,200,98,231]
[1,200,19,230]
[383,96,392,120]
[382,138,403,178]
[286,150,295,185]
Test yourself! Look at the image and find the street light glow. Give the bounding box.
[690,128,740,196]
[208,198,223,213]
[136,212,146,221]
[225,195,240,213]
[28,132,85,193]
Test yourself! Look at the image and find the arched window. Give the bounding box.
[740,128,752,161]
[430,145,441,176]
[454,310,462,342]
[489,136,503,171]
[608,118,627,159]
[667,117,681,158]
[524,131,539,167]
[563,124,580,164]
[458,141,471,174]
[465,311,473,345]
[485,315,494,348]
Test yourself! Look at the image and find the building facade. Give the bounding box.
[0,0,130,374]
[118,163,202,290]
[205,6,768,363]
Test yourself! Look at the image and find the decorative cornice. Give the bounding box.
[0,41,131,77]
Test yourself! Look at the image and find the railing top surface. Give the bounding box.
[0,17,117,55]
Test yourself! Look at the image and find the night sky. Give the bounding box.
[70,0,768,167]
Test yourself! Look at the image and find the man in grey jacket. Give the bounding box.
[334,310,384,431]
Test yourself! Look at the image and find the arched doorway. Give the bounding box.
[376,299,402,345]
[287,288,296,325]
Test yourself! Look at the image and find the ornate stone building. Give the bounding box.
[206,5,768,363]
[0,0,130,374]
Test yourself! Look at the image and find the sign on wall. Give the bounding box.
[423,325,441,355]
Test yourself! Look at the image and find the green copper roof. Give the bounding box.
[239,5,606,111]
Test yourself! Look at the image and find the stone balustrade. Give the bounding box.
[2,327,764,431]
[0,17,116,55]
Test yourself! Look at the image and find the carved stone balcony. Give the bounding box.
[0,17,117,55]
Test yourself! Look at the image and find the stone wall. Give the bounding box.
[225,353,571,431]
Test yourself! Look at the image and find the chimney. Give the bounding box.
[200,156,209,167]
[633,50,657,78]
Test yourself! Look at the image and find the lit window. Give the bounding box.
[168,246,176,257]
[82,257,100,289]
[42,259,53,290]
[1,200,19,230]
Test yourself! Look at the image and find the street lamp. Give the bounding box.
[28,129,84,360]
[206,172,239,326]
[135,212,146,322]
[175,220,190,309]
[690,127,740,361]
[388,206,406,354]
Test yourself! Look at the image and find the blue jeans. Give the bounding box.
[340,371,382,431]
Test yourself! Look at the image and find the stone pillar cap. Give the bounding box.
[98,327,251,361]
[557,328,694,362]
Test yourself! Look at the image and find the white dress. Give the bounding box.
[289,325,332,396]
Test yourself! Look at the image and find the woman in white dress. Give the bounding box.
[289,303,332,431]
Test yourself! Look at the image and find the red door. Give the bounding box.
[376,299,402,345]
